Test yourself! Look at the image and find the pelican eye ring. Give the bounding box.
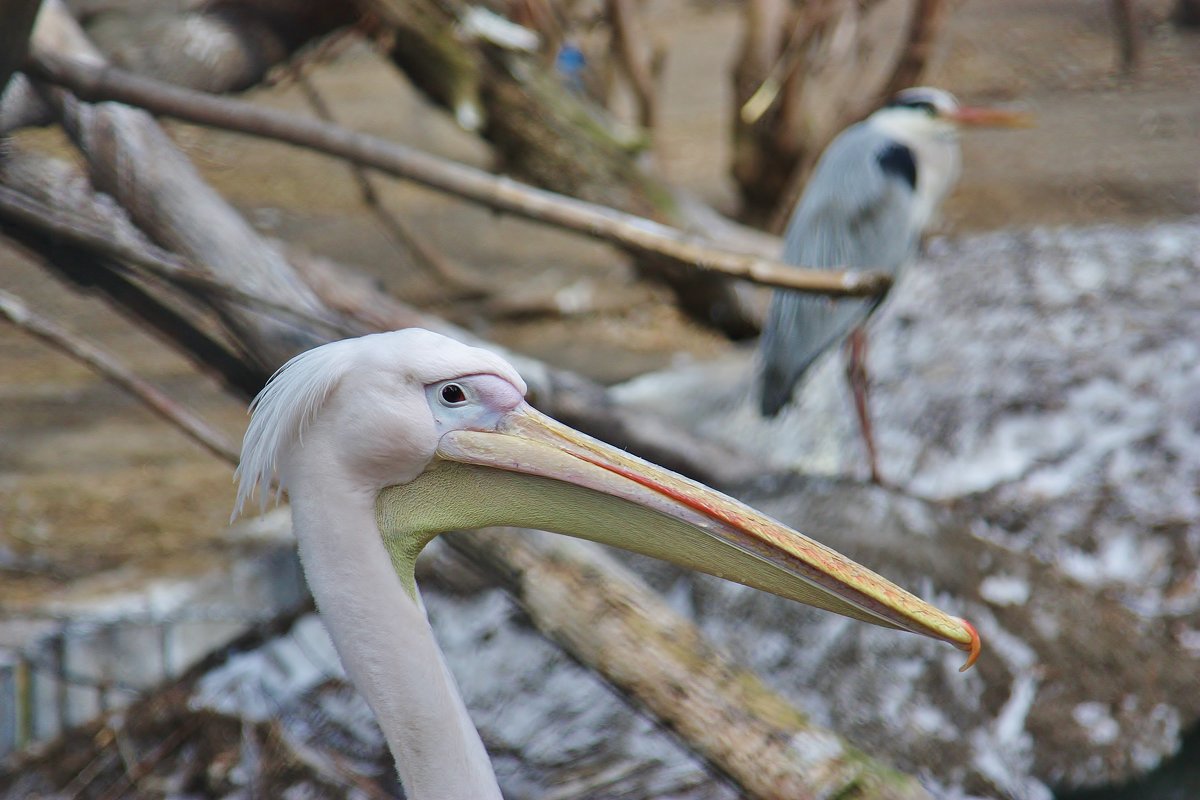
[440,383,468,406]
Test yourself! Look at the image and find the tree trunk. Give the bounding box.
[1177,0,1200,26]
[1109,0,1140,73]
[0,0,43,97]
[730,0,802,228]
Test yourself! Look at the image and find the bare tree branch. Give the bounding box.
[1108,0,1141,74]
[0,288,240,464]
[0,183,354,337]
[607,0,660,131]
[24,52,893,300]
[290,67,485,299]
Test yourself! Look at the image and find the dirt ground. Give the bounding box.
[1,0,1198,610]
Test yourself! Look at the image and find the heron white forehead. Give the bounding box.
[870,86,961,145]
[890,86,960,116]
[233,328,527,516]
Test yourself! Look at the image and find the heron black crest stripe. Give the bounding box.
[877,142,917,191]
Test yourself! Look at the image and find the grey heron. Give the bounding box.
[758,87,1028,482]
[234,328,979,799]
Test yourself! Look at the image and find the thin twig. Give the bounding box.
[25,52,893,298]
[0,288,240,463]
[0,183,356,337]
[94,714,202,800]
[607,0,659,131]
[291,68,485,297]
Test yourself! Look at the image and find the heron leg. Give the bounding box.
[845,327,883,485]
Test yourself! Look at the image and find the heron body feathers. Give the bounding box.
[758,90,964,416]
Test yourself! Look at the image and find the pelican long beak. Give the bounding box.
[949,105,1033,128]
[379,404,980,670]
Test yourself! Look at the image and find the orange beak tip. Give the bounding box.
[958,618,982,672]
[953,107,1036,129]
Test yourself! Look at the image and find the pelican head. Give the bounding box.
[234,329,981,797]
[236,328,978,665]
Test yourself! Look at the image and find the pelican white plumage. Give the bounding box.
[234,328,979,799]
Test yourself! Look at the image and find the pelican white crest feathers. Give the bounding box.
[235,329,524,515]
[234,328,979,799]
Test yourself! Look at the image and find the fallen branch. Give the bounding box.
[24,51,892,299]
[0,288,240,464]
[0,183,355,338]
[457,528,931,800]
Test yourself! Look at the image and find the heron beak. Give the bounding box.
[949,105,1034,128]
[390,403,979,671]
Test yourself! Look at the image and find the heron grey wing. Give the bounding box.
[758,127,919,417]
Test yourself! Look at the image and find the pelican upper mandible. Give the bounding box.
[234,328,979,800]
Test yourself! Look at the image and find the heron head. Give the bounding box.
[880,87,1032,138]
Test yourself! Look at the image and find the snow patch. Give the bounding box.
[1072,702,1120,746]
[979,574,1031,606]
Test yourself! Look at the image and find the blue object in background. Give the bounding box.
[555,42,587,93]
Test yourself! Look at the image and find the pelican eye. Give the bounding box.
[440,383,468,406]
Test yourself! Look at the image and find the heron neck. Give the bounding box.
[286,468,502,800]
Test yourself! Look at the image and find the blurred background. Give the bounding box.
[1,0,1198,797]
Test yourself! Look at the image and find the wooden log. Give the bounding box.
[0,149,270,399]
[457,528,932,800]
[29,0,327,372]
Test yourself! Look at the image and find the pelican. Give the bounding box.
[234,328,979,799]
[759,87,1028,482]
